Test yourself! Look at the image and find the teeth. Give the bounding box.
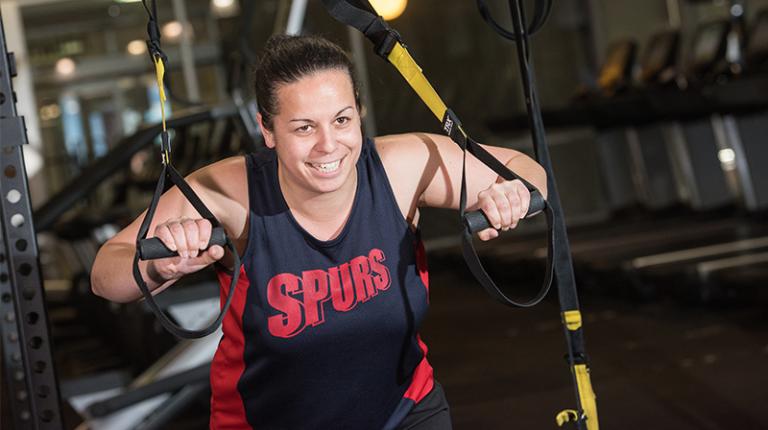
[312,159,340,173]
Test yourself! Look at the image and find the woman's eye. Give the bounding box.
[296,124,312,133]
[335,116,350,125]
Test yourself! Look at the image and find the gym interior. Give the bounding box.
[1,0,767,429]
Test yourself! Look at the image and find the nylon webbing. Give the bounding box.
[322,0,554,308]
[320,1,598,428]
[132,0,242,339]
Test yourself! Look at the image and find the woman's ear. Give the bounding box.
[256,113,276,149]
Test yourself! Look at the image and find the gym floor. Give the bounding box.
[423,256,768,430]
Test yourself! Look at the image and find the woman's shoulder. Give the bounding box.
[191,155,247,179]
[374,132,438,159]
[373,132,444,174]
[372,133,443,217]
[187,156,249,203]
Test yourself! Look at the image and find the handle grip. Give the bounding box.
[138,227,227,260]
[464,190,545,234]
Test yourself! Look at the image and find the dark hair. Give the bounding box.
[254,34,361,130]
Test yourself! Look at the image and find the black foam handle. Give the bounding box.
[464,190,545,234]
[138,226,227,260]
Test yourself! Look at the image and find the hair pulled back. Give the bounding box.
[254,34,361,130]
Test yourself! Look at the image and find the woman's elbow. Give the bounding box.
[90,268,115,301]
[90,249,133,303]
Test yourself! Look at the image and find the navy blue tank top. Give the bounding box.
[210,138,434,429]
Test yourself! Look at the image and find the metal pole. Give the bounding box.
[347,27,377,137]
[286,0,308,35]
[171,0,200,102]
[666,0,682,28]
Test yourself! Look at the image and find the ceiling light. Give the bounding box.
[127,40,147,56]
[370,0,408,21]
[718,148,736,164]
[55,57,76,77]
[211,0,239,17]
[162,21,183,41]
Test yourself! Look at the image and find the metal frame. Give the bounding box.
[0,11,64,430]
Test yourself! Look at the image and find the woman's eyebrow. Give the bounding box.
[289,106,353,123]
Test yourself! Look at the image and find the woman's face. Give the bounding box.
[259,68,363,198]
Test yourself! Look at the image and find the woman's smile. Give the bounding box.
[307,156,344,175]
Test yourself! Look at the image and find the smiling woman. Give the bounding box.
[90,34,546,430]
[261,70,362,210]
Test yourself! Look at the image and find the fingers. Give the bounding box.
[475,180,532,239]
[152,218,218,260]
[477,227,499,242]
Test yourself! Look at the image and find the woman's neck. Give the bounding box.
[278,165,358,227]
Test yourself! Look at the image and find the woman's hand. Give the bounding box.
[475,179,531,241]
[146,218,225,283]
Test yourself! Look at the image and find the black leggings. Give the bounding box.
[395,382,453,430]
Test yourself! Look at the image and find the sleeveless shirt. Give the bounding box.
[210,138,434,429]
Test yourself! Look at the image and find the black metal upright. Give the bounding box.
[0,10,64,430]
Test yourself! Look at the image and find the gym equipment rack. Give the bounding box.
[0,10,64,430]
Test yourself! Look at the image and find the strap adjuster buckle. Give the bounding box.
[375,29,400,58]
[564,352,588,366]
[441,109,465,147]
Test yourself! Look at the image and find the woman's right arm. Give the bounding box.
[90,156,249,303]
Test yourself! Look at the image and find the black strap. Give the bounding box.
[442,108,554,307]
[133,0,242,340]
[459,137,555,307]
[132,164,241,339]
[320,1,595,428]
[322,0,554,308]
[501,1,590,427]
[322,0,401,58]
[475,0,552,42]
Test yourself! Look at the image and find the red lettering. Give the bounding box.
[265,249,393,338]
[350,255,376,302]
[329,264,356,312]
[266,273,305,338]
[302,269,330,326]
[368,248,391,291]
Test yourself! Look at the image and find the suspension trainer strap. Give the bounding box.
[132,0,242,339]
[496,1,598,428]
[320,1,598,428]
[321,0,554,308]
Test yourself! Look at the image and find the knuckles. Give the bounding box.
[475,180,532,237]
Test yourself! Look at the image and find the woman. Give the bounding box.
[91,34,546,429]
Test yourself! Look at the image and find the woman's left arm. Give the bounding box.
[376,132,546,241]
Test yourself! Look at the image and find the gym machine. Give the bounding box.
[0,10,64,430]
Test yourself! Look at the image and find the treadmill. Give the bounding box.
[478,21,767,301]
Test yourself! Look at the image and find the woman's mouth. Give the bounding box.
[308,158,342,174]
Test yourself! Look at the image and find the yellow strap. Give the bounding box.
[563,310,582,331]
[152,54,171,164]
[384,30,599,430]
[555,365,599,429]
[386,44,446,121]
[152,55,168,131]
[556,409,578,427]
[575,363,599,430]
[386,44,468,139]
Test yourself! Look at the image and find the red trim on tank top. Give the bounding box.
[210,266,252,429]
[403,334,434,403]
[404,238,433,403]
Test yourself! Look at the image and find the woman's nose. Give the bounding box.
[315,127,338,153]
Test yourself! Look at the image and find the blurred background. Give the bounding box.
[1,0,768,428]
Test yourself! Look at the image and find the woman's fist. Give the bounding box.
[475,179,530,241]
[146,218,225,283]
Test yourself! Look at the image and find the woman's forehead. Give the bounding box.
[275,69,356,115]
